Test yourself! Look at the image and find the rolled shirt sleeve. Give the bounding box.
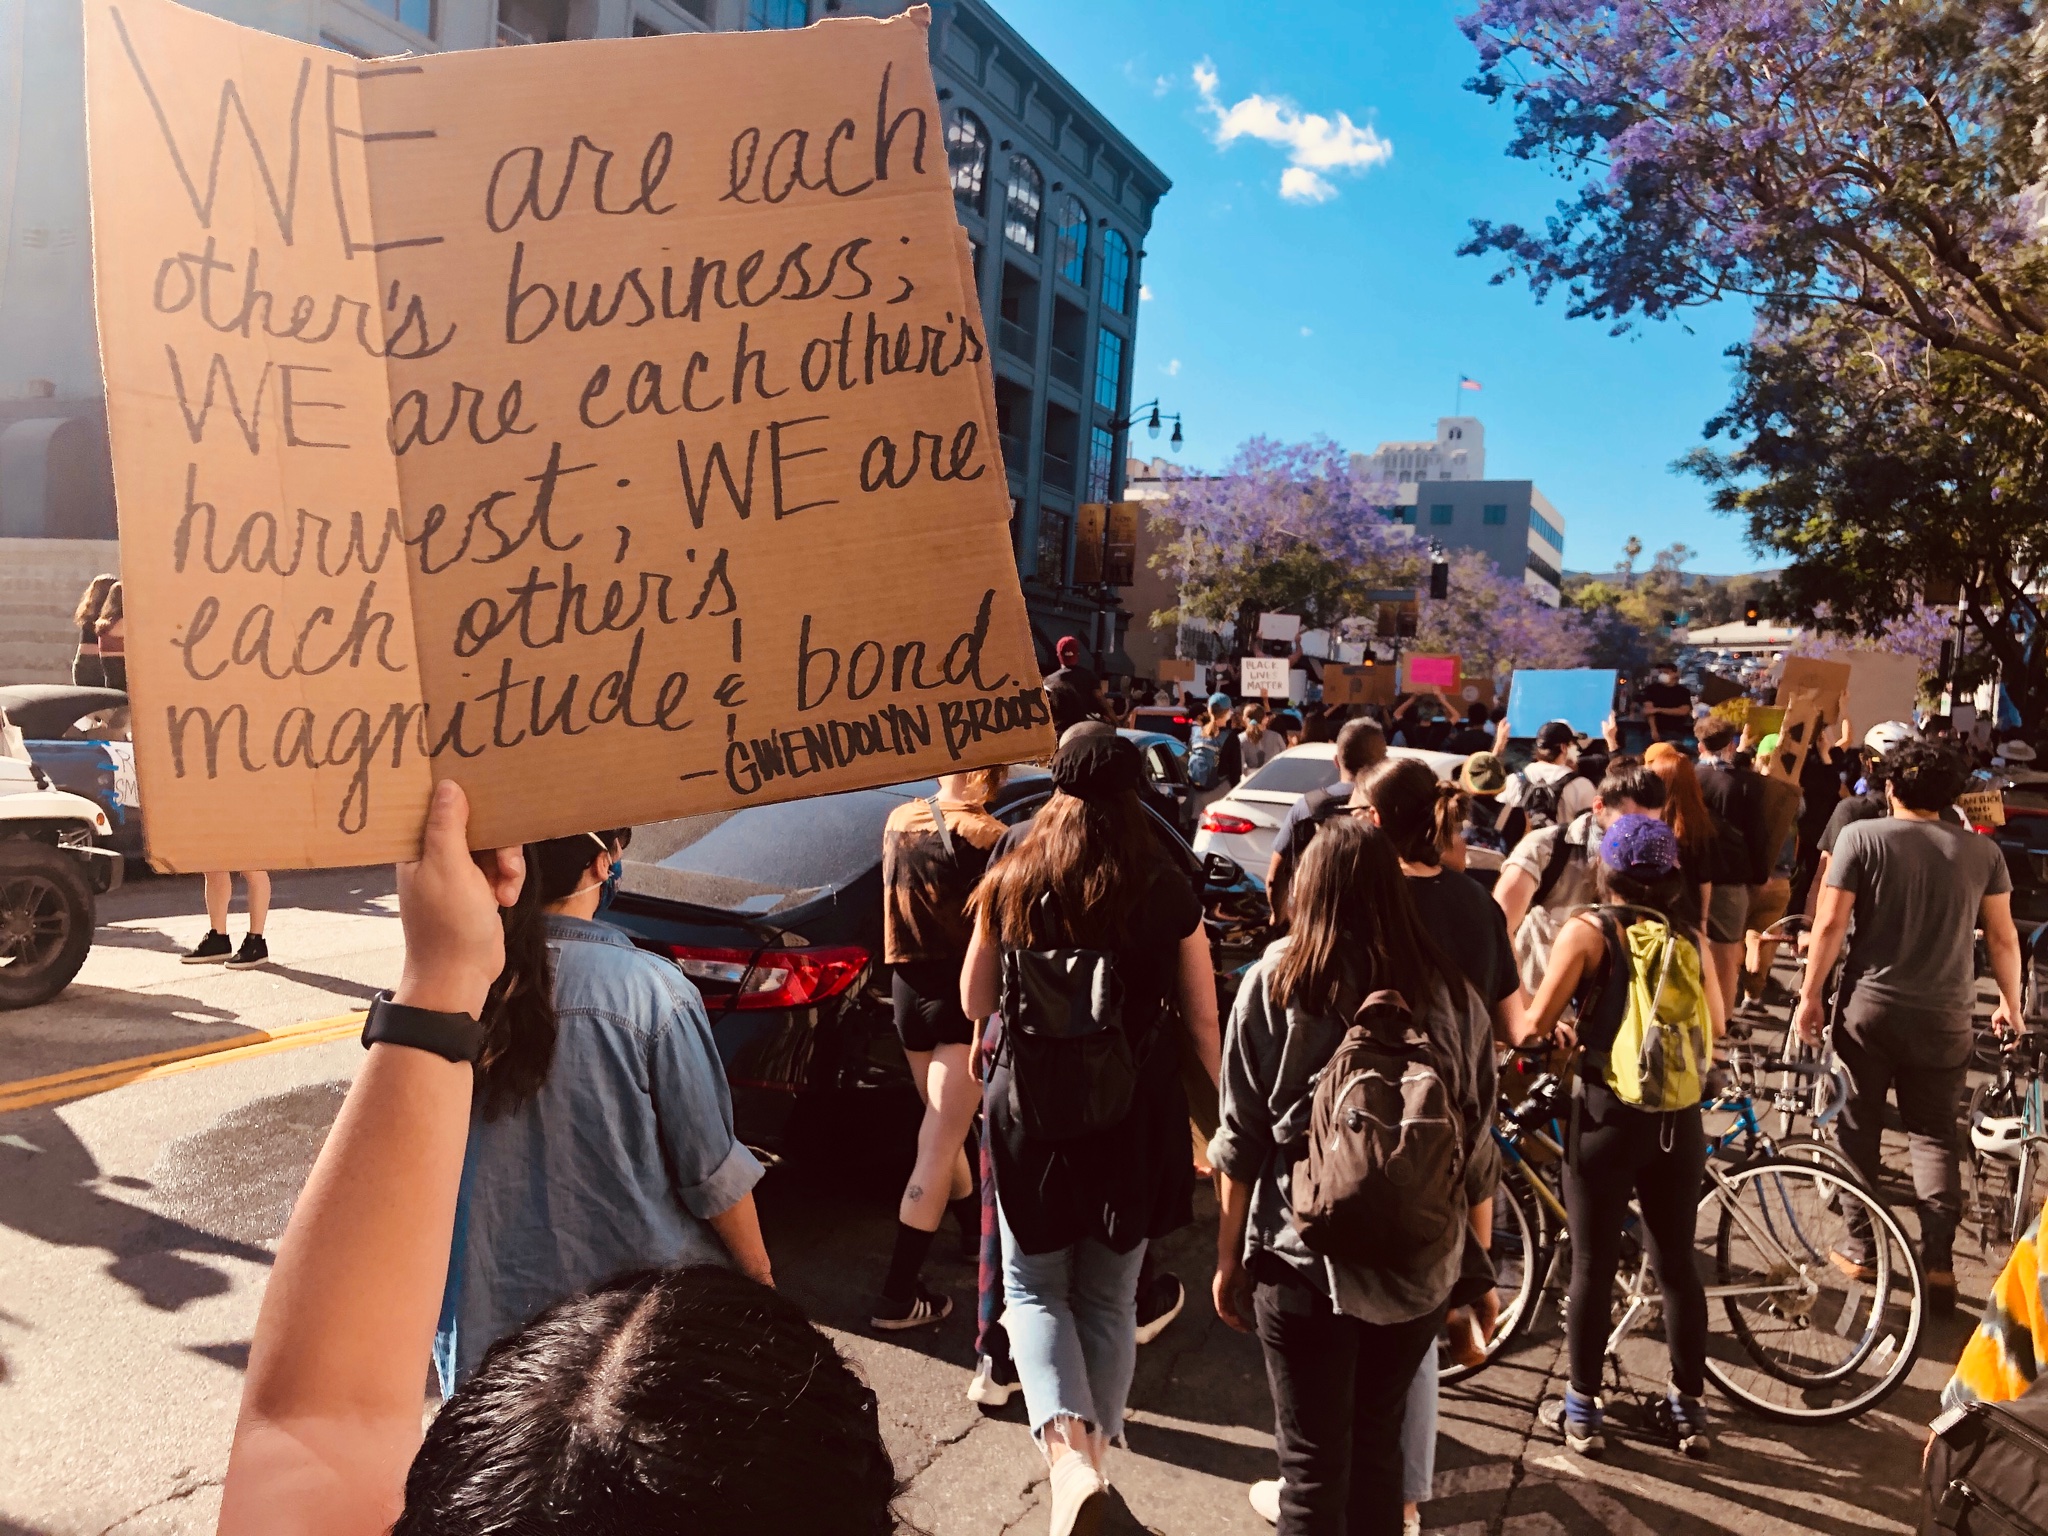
[649,985,764,1219]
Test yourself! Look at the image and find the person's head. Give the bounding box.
[1596,813,1687,921]
[1333,716,1387,781]
[1054,635,1082,669]
[99,580,124,624]
[1885,740,1967,813]
[1465,702,1487,726]
[479,827,630,1117]
[1204,691,1235,734]
[1695,717,1739,759]
[1755,732,1780,759]
[1594,758,1665,828]
[74,573,117,628]
[1459,751,1508,798]
[971,731,1160,949]
[1267,815,1461,1018]
[395,1266,894,1536]
[1864,720,1919,762]
[1655,661,1678,684]
[1534,720,1577,764]
[939,764,1007,807]
[1356,756,1461,869]
[1642,742,1711,864]
[1243,702,1268,739]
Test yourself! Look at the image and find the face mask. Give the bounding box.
[597,855,622,911]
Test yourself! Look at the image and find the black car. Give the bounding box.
[605,767,1271,1157]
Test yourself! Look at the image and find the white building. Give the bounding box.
[1352,416,1484,486]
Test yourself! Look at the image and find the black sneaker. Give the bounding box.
[181,930,232,964]
[1135,1272,1185,1345]
[870,1284,952,1332]
[225,934,270,970]
[1661,1389,1711,1459]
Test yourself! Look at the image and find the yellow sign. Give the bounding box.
[1104,500,1139,587]
[85,0,1048,868]
[1074,503,1106,586]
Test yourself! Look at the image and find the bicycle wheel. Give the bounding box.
[1775,1135,1873,1192]
[1439,1160,1551,1386]
[2010,1140,2042,1248]
[1704,1158,1925,1423]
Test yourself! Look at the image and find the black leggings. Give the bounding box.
[1563,1080,1708,1398]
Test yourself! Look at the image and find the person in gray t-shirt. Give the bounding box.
[1796,743,2022,1304]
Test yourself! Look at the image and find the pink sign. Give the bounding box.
[1405,654,1462,691]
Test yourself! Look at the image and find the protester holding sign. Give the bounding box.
[215,783,893,1536]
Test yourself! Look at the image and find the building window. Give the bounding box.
[1087,426,1115,500]
[1449,427,1462,440]
[1429,504,1453,526]
[1482,503,1507,526]
[1054,195,1089,285]
[1037,508,1070,584]
[1399,506,1416,525]
[1093,328,1123,412]
[1530,510,1565,552]
[1527,550,1562,586]
[1004,156,1043,255]
[947,110,989,214]
[363,0,433,33]
[1101,228,1131,313]
[746,0,807,26]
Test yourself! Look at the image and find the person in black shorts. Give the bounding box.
[876,765,1009,1330]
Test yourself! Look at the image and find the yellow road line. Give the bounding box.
[0,1011,366,1115]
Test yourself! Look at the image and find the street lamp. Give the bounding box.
[1111,399,1183,453]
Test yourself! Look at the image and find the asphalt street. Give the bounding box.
[0,870,1988,1534]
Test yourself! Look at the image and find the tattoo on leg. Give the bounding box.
[906,1184,924,1203]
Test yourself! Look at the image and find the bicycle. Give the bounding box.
[1967,1027,2048,1248]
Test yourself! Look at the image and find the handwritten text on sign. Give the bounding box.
[85,0,1047,870]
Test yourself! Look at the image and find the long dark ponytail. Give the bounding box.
[1361,756,1461,868]
[477,828,627,1119]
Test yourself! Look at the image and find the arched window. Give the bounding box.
[946,110,989,214]
[1100,228,1131,313]
[1004,155,1042,255]
[1054,194,1089,285]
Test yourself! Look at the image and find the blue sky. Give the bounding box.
[995,0,1771,575]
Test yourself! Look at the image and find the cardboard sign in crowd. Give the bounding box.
[85,0,1048,869]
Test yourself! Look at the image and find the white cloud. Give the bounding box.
[1153,74,1173,98]
[1193,58,1391,204]
[1140,283,1155,302]
[1299,326,1313,337]
[1164,358,1182,376]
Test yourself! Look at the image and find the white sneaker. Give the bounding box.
[967,1353,1016,1408]
[1047,1441,1108,1536]
[1404,1514,1423,1536]
[1249,1479,1281,1523]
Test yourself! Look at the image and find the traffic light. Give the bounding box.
[1429,557,1449,601]
[1744,601,1760,626]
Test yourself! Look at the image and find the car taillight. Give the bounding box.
[660,943,869,1010]
[1202,811,1257,835]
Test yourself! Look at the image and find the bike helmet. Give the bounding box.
[1864,720,1919,759]
[1972,1079,2028,1161]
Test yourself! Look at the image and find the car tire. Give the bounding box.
[0,840,96,1010]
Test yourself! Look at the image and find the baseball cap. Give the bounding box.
[1599,813,1681,881]
[1755,732,1781,758]
[1459,751,1508,796]
[1535,720,1578,752]
[1054,635,1082,667]
[1207,691,1233,712]
[1051,731,1143,802]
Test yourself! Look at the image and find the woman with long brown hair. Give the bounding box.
[1212,817,1494,1536]
[71,574,116,688]
[94,579,126,692]
[433,827,771,1392]
[1643,743,1727,1027]
[961,732,1219,1536]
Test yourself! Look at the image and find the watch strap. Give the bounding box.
[361,991,485,1065]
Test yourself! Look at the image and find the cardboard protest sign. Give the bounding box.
[1960,788,2006,829]
[1257,613,1302,643]
[1457,677,1496,711]
[1239,657,1290,697]
[1103,501,1138,587]
[86,0,1049,869]
[1760,687,1828,782]
[1811,648,1923,732]
[1698,671,1746,707]
[1074,503,1106,585]
[1775,657,1851,717]
[1403,654,1460,693]
[1156,658,1197,684]
[1323,664,1396,707]
[1504,670,1618,738]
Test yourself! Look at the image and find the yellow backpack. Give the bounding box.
[1573,908,1710,1112]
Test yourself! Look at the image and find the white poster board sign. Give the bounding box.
[1240,656,1291,696]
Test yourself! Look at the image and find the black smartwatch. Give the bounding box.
[361,991,485,1065]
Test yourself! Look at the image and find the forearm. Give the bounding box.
[708,1191,774,1286]
[1215,1170,1252,1270]
[1179,931,1222,1086]
[1800,921,1847,1000]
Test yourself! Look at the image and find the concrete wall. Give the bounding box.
[0,537,121,683]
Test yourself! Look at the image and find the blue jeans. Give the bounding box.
[997,1200,1147,1440]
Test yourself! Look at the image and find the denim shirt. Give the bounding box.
[1209,940,1498,1325]
[435,915,762,1390]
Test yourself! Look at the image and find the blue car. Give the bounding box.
[0,685,142,859]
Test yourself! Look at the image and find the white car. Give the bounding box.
[1193,742,1473,885]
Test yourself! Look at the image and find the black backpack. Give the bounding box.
[997,896,1143,1143]
[1927,1387,2048,1535]
[1513,771,1566,833]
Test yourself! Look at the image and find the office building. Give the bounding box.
[1392,480,1567,606]
[1353,416,1484,486]
[0,0,1169,675]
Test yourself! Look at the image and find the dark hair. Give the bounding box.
[1598,759,1666,811]
[396,1266,894,1536]
[74,574,117,628]
[1334,716,1386,777]
[1696,717,1739,753]
[1595,861,1689,926]
[478,828,627,1118]
[1466,703,1487,724]
[970,787,1166,951]
[1269,817,1462,1018]
[1361,756,1460,868]
[1887,741,1967,812]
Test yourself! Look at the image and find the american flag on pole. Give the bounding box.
[1459,376,1483,391]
